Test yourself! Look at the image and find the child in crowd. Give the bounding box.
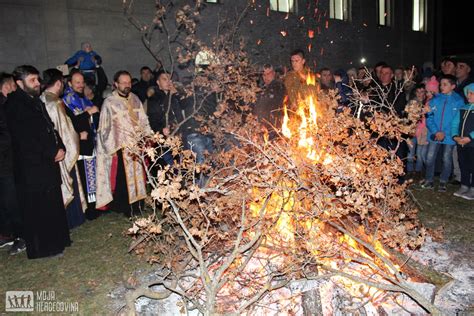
[451,83,474,200]
[407,84,427,175]
[422,75,464,191]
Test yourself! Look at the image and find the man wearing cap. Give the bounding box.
[454,58,473,103]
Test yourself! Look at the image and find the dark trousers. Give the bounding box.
[112,150,143,217]
[0,174,22,237]
[458,145,474,187]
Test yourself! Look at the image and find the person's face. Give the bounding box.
[262,68,275,86]
[1,79,16,97]
[56,80,65,96]
[467,91,474,104]
[441,61,456,75]
[82,43,92,53]
[70,73,85,94]
[115,74,132,96]
[426,90,434,100]
[455,62,471,80]
[141,69,153,82]
[415,88,426,102]
[291,54,305,72]
[375,65,384,79]
[357,69,366,79]
[18,74,41,97]
[394,69,404,81]
[379,68,393,85]
[320,70,334,86]
[439,79,455,94]
[157,73,172,92]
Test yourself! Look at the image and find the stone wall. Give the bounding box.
[0,0,439,79]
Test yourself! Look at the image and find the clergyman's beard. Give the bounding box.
[118,87,131,97]
[23,85,40,97]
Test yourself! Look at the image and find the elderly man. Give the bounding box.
[96,70,152,216]
[5,65,70,259]
[254,64,286,134]
[65,42,102,85]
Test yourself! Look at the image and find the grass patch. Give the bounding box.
[410,182,474,245]
[0,212,151,315]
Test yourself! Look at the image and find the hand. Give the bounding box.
[162,127,170,136]
[54,149,65,162]
[86,106,99,115]
[170,85,178,95]
[434,131,445,141]
[80,131,88,140]
[458,137,471,145]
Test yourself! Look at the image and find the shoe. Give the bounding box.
[438,182,447,193]
[418,179,426,186]
[454,185,470,197]
[0,236,14,249]
[8,238,26,255]
[460,188,474,201]
[421,181,434,189]
[449,179,461,185]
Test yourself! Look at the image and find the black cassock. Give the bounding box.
[5,89,71,259]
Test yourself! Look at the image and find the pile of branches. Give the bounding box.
[121,80,438,315]
[120,1,441,315]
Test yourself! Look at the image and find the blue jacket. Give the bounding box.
[451,83,474,146]
[426,92,464,145]
[65,50,102,70]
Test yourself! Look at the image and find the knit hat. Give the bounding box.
[463,82,474,98]
[425,76,439,93]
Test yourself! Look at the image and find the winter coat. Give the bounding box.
[4,89,65,190]
[65,50,102,71]
[451,83,474,147]
[0,97,13,177]
[426,92,464,145]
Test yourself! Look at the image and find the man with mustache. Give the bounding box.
[4,65,71,259]
[95,70,151,216]
[63,70,100,220]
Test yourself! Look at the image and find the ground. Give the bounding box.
[0,184,473,315]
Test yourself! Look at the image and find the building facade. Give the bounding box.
[0,0,441,77]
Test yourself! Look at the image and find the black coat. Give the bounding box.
[132,79,155,103]
[5,89,64,190]
[0,96,13,177]
[147,89,184,134]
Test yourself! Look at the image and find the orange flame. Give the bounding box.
[306,73,316,86]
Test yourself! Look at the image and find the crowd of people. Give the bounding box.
[0,43,473,259]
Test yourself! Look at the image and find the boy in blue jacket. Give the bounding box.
[422,75,464,191]
[451,83,474,200]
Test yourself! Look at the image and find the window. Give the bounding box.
[377,0,391,26]
[270,0,296,13]
[329,0,350,21]
[206,0,220,3]
[412,0,426,31]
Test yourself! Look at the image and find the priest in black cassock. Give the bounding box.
[5,65,71,259]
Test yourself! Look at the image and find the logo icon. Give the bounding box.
[5,291,34,312]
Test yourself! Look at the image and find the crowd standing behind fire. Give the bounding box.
[0,43,473,259]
